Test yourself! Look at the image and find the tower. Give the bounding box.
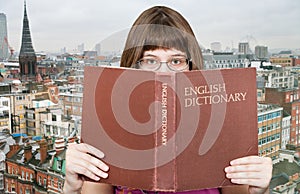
[0,13,9,60]
[19,0,37,78]
[255,45,268,60]
[238,42,250,55]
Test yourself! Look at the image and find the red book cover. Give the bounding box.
[81,66,258,192]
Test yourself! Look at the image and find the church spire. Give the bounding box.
[19,0,37,77]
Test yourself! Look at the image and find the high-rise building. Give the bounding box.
[95,43,101,56]
[238,42,250,55]
[19,1,37,77]
[255,45,268,59]
[0,13,9,61]
[210,42,222,52]
[78,43,84,54]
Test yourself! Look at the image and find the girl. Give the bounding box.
[64,6,272,194]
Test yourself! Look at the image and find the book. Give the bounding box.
[81,66,258,192]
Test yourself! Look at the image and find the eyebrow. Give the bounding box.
[143,53,187,57]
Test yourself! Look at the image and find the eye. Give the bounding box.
[171,58,185,66]
[144,58,158,65]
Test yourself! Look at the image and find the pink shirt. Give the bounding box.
[115,186,220,194]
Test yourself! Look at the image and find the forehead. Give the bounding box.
[143,48,186,57]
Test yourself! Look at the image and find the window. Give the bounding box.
[258,116,263,122]
[57,160,62,170]
[2,101,8,106]
[27,112,35,119]
[0,174,3,189]
[44,178,47,186]
[16,96,25,101]
[58,181,62,190]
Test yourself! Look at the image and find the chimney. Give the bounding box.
[67,137,77,144]
[24,144,32,162]
[54,138,65,155]
[7,144,21,158]
[39,139,48,163]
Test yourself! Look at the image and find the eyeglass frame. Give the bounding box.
[134,57,193,72]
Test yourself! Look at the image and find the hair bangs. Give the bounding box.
[142,25,188,54]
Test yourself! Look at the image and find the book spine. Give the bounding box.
[153,72,176,191]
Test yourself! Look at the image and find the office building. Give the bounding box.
[255,45,268,59]
[238,42,250,55]
[0,13,9,60]
[257,104,282,159]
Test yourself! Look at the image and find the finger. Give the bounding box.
[70,157,109,179]
[67,151,109,172]
[226,171,262,180]
[80,153,109,172]
[69,163,102,181]
[225,164,262,173]
[72,143,105,159]
[230,156,270,165]
[230,178,266,188]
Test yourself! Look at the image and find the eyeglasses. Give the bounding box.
[136,57,192,72]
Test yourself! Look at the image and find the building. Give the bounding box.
[257,104,283,159]
[256,66,295,89]
[40,107,75,138]
[77,43,84,54]
[19,1,37,78]
[0,97,10,133]
[4,137,68,194]
[0,13,9,61]
[238,42,250,55]
[282,112,291,150]
[210,42,222,52]
[203,52,250,69]
[265,87,300,146]
[0,132,15,193]
[270,56,295,67]
[255,45,268,60]
[8,93,31,134]
[271,149,300,193]
[47,138,66,194]
[26,99,58,136]
[95,43,101,56]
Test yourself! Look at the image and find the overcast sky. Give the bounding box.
[1,0,299,53]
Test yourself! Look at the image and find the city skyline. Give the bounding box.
[0,0,299,53]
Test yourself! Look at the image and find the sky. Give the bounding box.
[0,0,300,53]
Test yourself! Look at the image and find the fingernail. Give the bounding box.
[103,173,108,178]
[104,165,109,172]
[224,167,230,172]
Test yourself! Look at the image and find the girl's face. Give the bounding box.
[137,48,189,72]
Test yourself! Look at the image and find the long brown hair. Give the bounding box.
[120,6,203,70]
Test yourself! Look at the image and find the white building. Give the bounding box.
[281,113,291,149]
[203,52,250,69]
[0,97,10,133]
[256,66,295,89]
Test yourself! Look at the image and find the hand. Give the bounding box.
[63,143,109,194]
[225,156,272,194]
